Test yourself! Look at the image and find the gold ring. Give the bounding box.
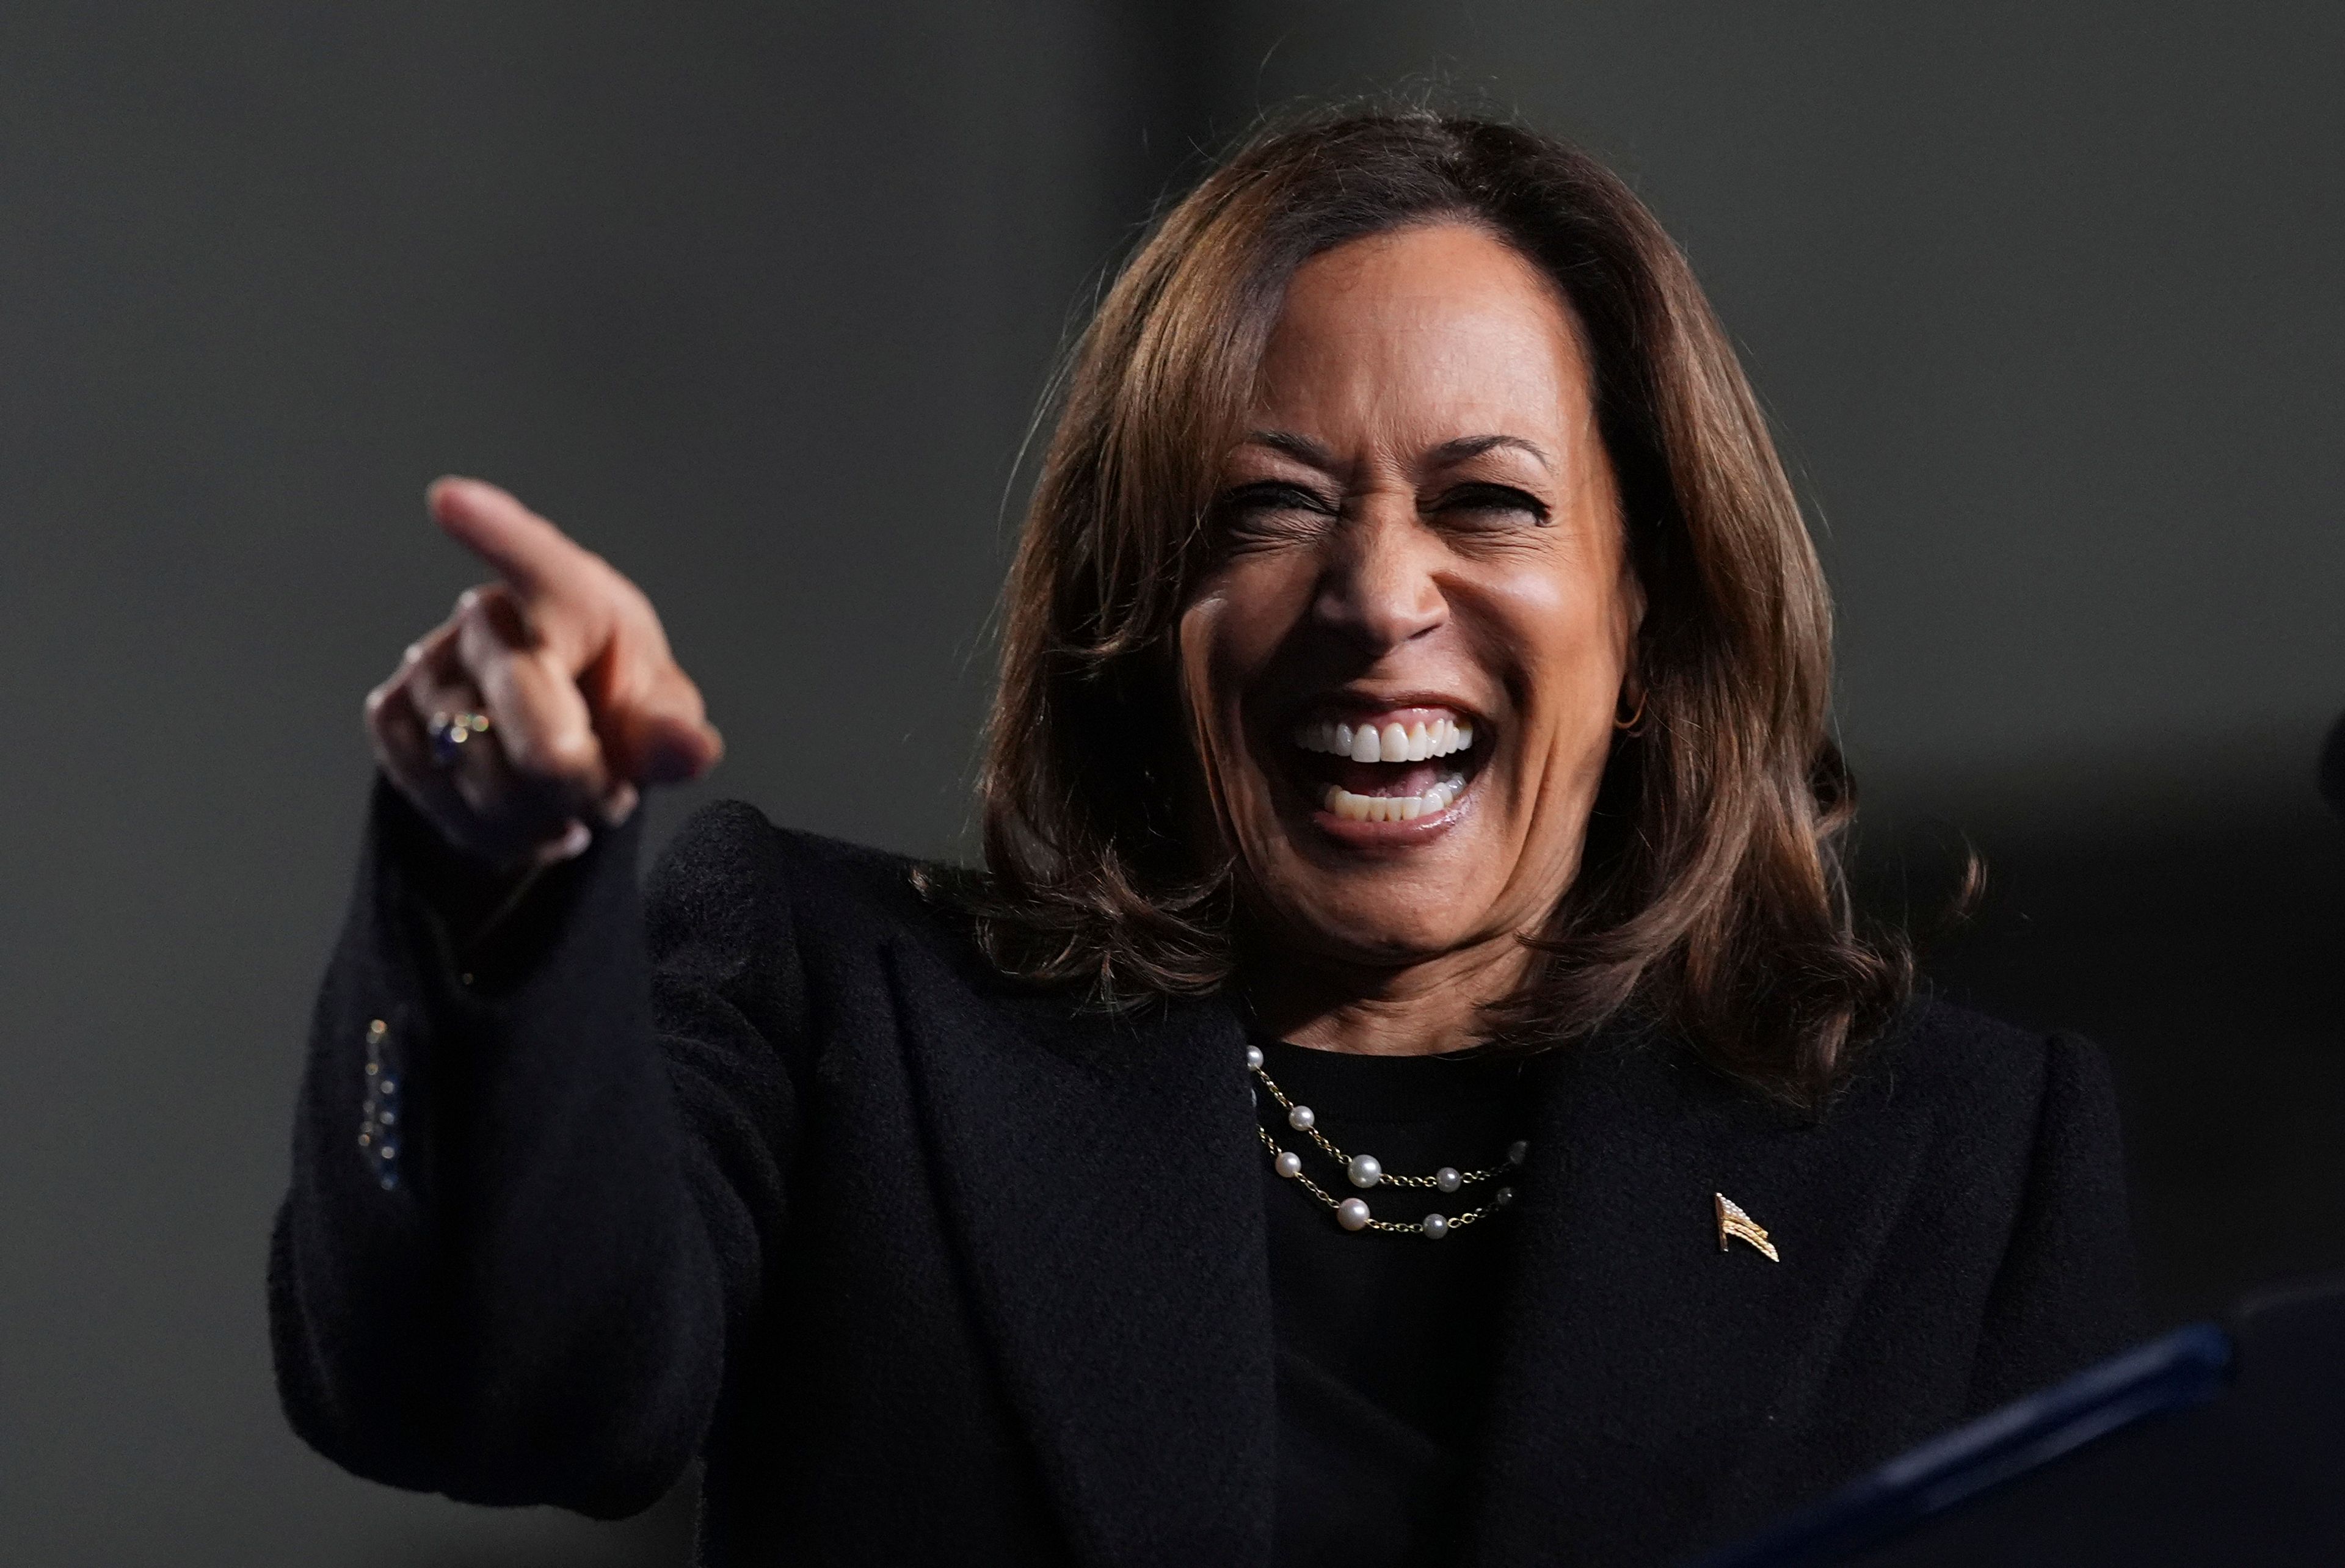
[427,710,493,768]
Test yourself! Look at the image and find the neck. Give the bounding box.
[1234,934,1533,1058]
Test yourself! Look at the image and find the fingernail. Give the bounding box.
[600,783,641,829]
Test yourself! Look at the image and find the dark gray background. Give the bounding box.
[2,3,2338,1563]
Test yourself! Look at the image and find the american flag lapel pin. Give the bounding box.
[1715,1192,1780,1261]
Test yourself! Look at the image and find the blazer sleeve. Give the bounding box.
[1962,1031,2147,1414]
[267,781,804,1518]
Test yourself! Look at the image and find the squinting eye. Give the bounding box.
[1212,481,1337,543]
[1434,484,1551,525]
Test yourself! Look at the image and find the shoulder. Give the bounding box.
[643,797,981,973]
[1844,992,2120,1164]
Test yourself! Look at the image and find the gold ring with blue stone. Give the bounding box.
[427,709,493,767]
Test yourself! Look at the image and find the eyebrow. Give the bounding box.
[1428,434,1553,470]
[1241,429,1554,472]
[1243,430,1339,469]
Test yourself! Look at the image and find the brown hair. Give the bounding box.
[951,106,1910,1109]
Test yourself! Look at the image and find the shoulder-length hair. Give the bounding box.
[956,107,1910,1109]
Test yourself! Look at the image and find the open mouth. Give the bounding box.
[1284,706,1485,826]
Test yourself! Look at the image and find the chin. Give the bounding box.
[1300,909,1483,968]
[1239,839,1508,968]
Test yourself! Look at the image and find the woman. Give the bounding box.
[270,111,2139,1567]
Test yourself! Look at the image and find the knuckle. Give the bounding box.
[464,643,514,690]
[494,725,544,774]
[365,676,414,722]
[540,725,603,778]
[507,723,600,783]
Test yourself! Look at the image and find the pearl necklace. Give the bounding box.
[1247,1043,1524,1239]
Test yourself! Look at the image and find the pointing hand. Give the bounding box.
[365,477,723,870]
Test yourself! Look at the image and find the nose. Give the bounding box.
[1312,506,1447,654]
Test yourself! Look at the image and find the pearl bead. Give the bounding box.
[1507,1139,1529,1166]
[1435,1166,1462,1192]
[1244,1044,1264,1070]
[1347,1155,1382,1189]
[1336,1198,1372,1231]
[1421,1213,1450,1240]
[1287,1105,1315,1131]
[1496,1186,1515,1207]
[1274,1151,1303,1178]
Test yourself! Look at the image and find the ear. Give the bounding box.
[1610,542,1649,735]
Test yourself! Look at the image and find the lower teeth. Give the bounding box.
[1322,777,1464,823]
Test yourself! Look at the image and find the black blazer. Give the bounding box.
[269,787,2142,1567]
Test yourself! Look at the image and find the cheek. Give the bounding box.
[1483,571,1632,817]
[1177,560,1309,731]
[1177,590,1252,740]
[1497,568,1626,708]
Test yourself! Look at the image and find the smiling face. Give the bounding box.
[1176,221,1642,992]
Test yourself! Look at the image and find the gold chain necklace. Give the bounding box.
[1248,1043,1524,1239]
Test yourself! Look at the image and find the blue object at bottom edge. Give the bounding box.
[1690,1321,2234,1568]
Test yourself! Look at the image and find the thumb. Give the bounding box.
[601,663,724,785]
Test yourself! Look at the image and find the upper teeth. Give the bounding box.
[1293,716,1474,763]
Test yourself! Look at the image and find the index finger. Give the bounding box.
[426,476,600,609]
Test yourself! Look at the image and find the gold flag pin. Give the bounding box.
[1715,1193,1780,1261]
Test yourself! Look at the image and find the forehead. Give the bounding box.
[1251,222,1593,438]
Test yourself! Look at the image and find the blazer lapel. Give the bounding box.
[1467,1031,1932,1567]
[888,940,1275,1568]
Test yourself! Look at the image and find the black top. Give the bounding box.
[269,788,2144,1567]
[1254,1039,1531,1566]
